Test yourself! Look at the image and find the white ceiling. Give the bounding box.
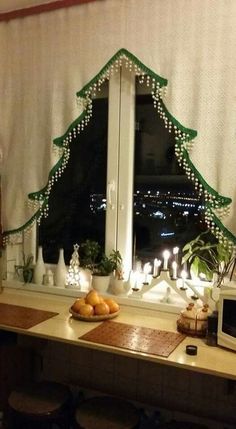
[0,0,58,14]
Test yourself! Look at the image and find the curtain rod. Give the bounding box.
[0,0,99,22]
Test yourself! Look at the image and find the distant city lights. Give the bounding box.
[161,232,175,237]
[89,189,204,221]
[152,211,165,219]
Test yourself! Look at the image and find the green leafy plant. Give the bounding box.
[79,239,101,273]
[79,240,123,277]
[15,253,34,283]
[93,254,115,276]
[93,250,124,277]
[182,230,235,287]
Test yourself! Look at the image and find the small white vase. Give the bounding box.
[111,278,126,295]
[55,248,67,287]
[43,269,54,286]
[34,246,46,285]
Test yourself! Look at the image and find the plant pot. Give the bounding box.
[92,275,110,293]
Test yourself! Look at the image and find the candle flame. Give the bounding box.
[163,250,170,259]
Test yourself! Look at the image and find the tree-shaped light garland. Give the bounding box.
[5,48,234,253]
[66,243,80,288]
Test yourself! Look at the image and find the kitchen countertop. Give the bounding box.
[0,286,235,380]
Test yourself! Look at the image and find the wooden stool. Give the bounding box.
[158,421,208,429]
[7,381,71,429]
[74,396,140,429]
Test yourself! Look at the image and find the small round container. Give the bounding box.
[186,344,198,355]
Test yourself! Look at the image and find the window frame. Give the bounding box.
[106,67,135,277]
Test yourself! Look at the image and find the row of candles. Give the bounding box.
[139,247,188,285]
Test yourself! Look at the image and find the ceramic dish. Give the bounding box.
[69,307,120,322]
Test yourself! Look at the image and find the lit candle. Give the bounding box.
[180,269,187,290]
[143,262,151,284]
[153,258,161,277]
[173,247,179,262]
[172,261,178,279]
[131,270,139,291]
[163,250,170,270]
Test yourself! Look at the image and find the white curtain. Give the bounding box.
[0,0,235,241]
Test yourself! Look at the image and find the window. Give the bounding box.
[133,79,205,268]
[38,82,109,264]
[38,67,205,277]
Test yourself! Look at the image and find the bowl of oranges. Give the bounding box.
[69,289,120,321]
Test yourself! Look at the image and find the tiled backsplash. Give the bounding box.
[18,335,236,429]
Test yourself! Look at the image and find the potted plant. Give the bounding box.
[15,253,34,283]
[92,254,115,293]
[79,240,113,292]
[79,241,125,293]
[182,230,235,288]
[79,239,101,287]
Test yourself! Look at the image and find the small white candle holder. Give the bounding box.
[125,267,215,310]
[141,268,214,307]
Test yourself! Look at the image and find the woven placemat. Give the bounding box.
[80,321,185,358]
[0,303,58,329]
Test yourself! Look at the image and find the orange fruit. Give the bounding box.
[71,298,86,313]
[104,298,119,314]
[85,290,100,306]
[94,302,110,316]
[78,304,94,317]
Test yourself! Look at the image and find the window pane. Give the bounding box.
[38,85,108,264]
[133,81,206,267]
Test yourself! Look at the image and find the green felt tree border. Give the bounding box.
[3,48,235,246]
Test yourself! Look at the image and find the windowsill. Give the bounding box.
[3,275,236,315]
[2,279,185,314]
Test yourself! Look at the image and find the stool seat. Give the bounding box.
[8,381,71,429]
[75,396,140,429]
[158,422,208,429]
